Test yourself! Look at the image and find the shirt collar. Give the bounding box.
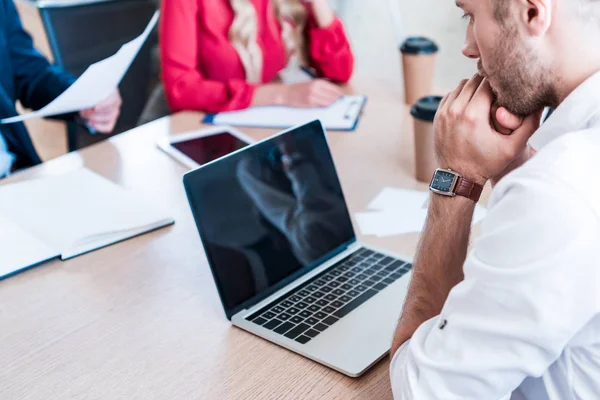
[530,70,600,151]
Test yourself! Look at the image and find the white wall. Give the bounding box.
[393,0,477,90]
[336,0,477,93]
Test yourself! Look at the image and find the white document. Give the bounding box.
[1,11,159,124]
[368,187,430,211]
[355,187,487,237]
[207,95,366,131]
[0,168,174,278]
[355,209,428,237]
[0,214,58,279]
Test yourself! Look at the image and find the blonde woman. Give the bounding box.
[160,0,354,113]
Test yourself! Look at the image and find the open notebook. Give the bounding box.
[203,95,367,131]
[0,169,174,279]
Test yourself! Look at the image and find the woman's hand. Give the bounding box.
[308,0,335,27]
[253,79,343,108]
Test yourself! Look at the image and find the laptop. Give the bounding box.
[183,120,413,377]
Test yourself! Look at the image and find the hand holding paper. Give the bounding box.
[79,89,122,133]
[1,11,158,125]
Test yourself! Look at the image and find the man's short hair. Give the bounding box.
[493,0,600,24]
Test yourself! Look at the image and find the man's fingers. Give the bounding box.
[79,90,120,134]
[491,106,515,135]
[86,108,119,122]
[466,77,494,115]
[453,74,484,109]
[86,108,117,118]
[86,110,119,129]
[438,93,450,110]
[79,109,93,119]
[88,119,116,134]
[492,118,513,135]
[504,109,544,149]
[94,103,119,113]
[442,78,470,111]
[495,107,523,131]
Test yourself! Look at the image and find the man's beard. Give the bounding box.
[478,32,557,118]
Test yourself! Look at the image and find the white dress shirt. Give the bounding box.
[0,131,15,178]
[390,70,600,400]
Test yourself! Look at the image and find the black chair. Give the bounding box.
[35,0,157,151]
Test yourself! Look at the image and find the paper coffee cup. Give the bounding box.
[411,96,443,183]
[401,37,439,105]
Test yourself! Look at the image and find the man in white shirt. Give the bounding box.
[390,0,600,398]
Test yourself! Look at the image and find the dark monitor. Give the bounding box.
[183,120,356,319]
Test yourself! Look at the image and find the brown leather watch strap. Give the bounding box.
[454,177,484,202]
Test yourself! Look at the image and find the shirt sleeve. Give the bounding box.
[6,0,75,111]
[306,16,354,83]
[160,0,256,113]
[390,170,600,399]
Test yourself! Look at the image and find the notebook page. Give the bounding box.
[0,169,173,260]
[211,95,366,130]
[0,214,58,279]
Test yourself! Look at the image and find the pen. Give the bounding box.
[75,114,97,135]
[300,66,334,83]
[301,66,317,78]
[87,124,97,135]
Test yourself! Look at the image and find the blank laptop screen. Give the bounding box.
[184,121,355,317]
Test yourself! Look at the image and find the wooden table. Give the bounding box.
[0,88,439,399]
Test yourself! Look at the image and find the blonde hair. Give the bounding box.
[228,0,308,83]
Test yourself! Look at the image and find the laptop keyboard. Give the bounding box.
[246,248,412,345]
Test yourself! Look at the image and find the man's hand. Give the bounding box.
[434,74,541,186]
[491,104,523,135]
[79,90,122,134]
[489,105,542,185]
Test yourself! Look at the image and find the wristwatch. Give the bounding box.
[429,168,484,202]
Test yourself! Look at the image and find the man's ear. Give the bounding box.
[521,0,553,36]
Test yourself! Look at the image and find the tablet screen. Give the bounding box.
[172,132,249,165]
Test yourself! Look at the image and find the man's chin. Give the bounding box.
[487,80,500,102]
[489,86,521,116]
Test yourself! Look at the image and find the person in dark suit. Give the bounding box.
[0,0,122,177]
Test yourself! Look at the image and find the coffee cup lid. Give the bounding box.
[400,37,439,55]
[411,96,443,122]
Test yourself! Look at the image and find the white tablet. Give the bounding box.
[157,126,254,169]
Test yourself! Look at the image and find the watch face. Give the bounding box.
[430,170,457,193]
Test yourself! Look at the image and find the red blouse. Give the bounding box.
[160,0,354,113]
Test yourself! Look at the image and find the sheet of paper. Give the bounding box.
[0,168,173,260]
[0,214,58,279]
[367,187,429,211]
[1,11,159,124]
[209,95,366,131]
[355,187,487,237]
[355,209,428,237]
